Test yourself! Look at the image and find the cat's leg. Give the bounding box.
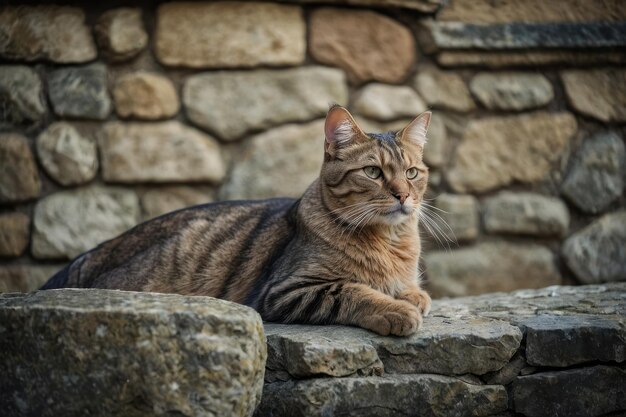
[397,285,432,317]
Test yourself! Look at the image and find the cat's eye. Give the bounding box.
[364,166,382,179]
[406,167,419,179]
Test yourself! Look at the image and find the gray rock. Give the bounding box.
[47,64,111,120]
[0,213,30,258]
[561,131,625,213]
[258,374,507,417]
[139,186,215,221]
[512,366,626,417]
[0,265,65,293]
[483,352,527,385]
[0,133,41,204]
[562,69,626,122]
[0,65,46,129]
[469,72,553,110]
[353,84,426,121]
[184,67,347,141]
[0,289,266,417]
[36,122,98,186]
[562,211,626,284]
[95,8,148,62]
[483,191,569,237]
[431,193,478,242]
[32,186,139,260]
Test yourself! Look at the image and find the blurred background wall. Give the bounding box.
[0,0,624,296]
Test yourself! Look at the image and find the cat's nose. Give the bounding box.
[393,192,409,204]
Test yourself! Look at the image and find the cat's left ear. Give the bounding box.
[324,105,366,157]
[400,111,431,146]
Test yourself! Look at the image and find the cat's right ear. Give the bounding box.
[324,105,364,157]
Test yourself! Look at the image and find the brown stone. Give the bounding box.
[155,2,305,68]
[447,112,577,193]
[139,186,215,221]
[310,8,416,84]
[561,69,626,122]
[0,6,96,63]
[0,133,41,203]
[94,8,148,62]
[436,51,626,68]
[414,67,475,112]
[0,265,64,293]
[353,84,426,121]
[113,72,179,120]
[432,193,479,242]
[0,213,29,257]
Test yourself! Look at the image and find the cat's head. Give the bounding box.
[320,105,430,227]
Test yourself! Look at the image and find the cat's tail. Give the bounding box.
[39,264,70,290]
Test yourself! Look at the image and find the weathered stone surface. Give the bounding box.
[0,265,64,293]
[0,6,96,63]
[184,67,347,141]
[0,213,29,257]
[483,192,569,237]
[273,0,441,12]
[139,186,214,221]
[561,132,625,213]
[94,8,148,62]
[258,374,507,417]
[0,133,41,204]
[353,84,426,121]
[562,69,626,123]
[47,64,111,120]
[437,50,626,68]
[469,72,553,111]
[562,211,626,284]
[155,2,305,68]
[310,8,415,84]
[414,67,475,112]
[483,352,527,386]
[425,242,561,297]
[447,112,577,193]
[0,289,266,417]
[113,72,179,120]
[512,366,626,417]
[0,66,46,129]
[36,122,98,186]
[432,193,478,242]
[32,186,139,260]
[99,121,225,184]
[221,120,324,200]
[422,115,447,168]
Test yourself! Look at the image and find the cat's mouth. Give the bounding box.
[385,204,413,216]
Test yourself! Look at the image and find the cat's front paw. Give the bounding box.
[363,302,422,336]
[398,289,432,317]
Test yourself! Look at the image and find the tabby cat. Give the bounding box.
[42,105,433,336]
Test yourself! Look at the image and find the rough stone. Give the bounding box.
[432,193,478,242]
[562,211,626,284]
[113,72,179,120]
[0,213,29,257]
[561,132,625,213]
[258,374,508,417]
[155,2,305,68]
[0,289,266,417]
[99,121,225,184]
[272,0,441,12]
[447,112,577,193]
[32,186,139,260]
[47,64,111,120]
[414,67,475,112]
[184,67,347,141]
[437,50,626,68]
[0,265,64,293]
[425,242,561,298]
[469,72,553,111]
[139,186,215,221]
[353,84,426,121]
[512,366,626,417]
[36,122,98,186]
[483,192,569,237]
[563,68,626,122]
[0,133,41,204]
[0,65,46,129]
[422,115,447,168]
[94,8,148,62]
[0,6,96,63]
[483,352,527,386]
[220,120,324,200]
[310,8,415,84]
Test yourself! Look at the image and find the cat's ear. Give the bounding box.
[400,111,431,146]
[324,105,365,156]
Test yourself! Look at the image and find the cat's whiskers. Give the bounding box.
[415,204,456,251]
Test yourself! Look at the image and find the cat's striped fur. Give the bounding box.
[42,106,432,336]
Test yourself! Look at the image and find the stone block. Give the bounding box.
[0,133,41,204]
[47,64,111,120]
[95,8,148,62]
[113,72,179,120]
[562,69,626,123]
[432,193,478,242]
[0,213,30,257]
[0,265,64,293]
[353,84,426,121]
[138,186,214,221]
[469,72,553,111]
[414,67,475,112]
[0,65,46,129]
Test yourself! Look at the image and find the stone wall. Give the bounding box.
[1,1,625,296]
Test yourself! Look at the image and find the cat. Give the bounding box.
[41,105,433,336]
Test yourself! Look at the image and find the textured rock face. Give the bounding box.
[432,193,479,242]
[0,265,64,293]
[0,6,96,63]
[447,112,577,193]
[99,121,225,184]
[0,213,30,257]
[353,84,426,121]
[36,122,98,186]
[310,8,415,84]
[94,8,148,62]
[483,192,569,237]
[0,289,266,417]
[0,133,41,203]
[561,131,625,214]
[562,211,626,284]
[155,2,305,68]
[0,66,46,129]
[47,64,111,120]
[562,69,626,122]
[113,72,179,120]
[32,186,139,259]
[414,67,475,112]
[220,120,324,200]
[139,186,214,221]
[437,50,626,67]
[184,68,347,141]
[469,72,553,110]
[422,115,447,168]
